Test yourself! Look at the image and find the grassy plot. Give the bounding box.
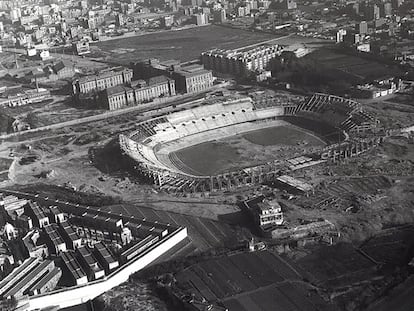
[93,25,278,63]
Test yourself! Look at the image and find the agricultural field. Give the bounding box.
[295,243,377,287]
[324,176,392,199]
[91,25,279,63]
[173,250,335,311]
[367,275,414,311]
[359,225,414,265]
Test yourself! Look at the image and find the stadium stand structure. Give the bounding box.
[120,93,380,193]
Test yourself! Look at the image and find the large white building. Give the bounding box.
[255,199,284,227]
[201,44,283,76]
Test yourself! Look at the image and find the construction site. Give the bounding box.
[0,80,413,310]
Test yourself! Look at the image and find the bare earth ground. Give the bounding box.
[1,112,413,245]
[360,93,414,128]
[0,120,240,219]
[1,99,413,311]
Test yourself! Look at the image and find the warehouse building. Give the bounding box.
[0,257,60,299]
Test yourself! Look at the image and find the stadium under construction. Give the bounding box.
[119,93,382,193]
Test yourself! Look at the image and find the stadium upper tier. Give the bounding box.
[121,97,288,177]
[295,93,378,131]
[119,93,378,190]
[127,97,288,149]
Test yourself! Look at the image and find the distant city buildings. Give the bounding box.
[213,9,227,23]
[161,15,174,28]
[336,29,347,43]
[194,13,208,26]
[72,41,90,55]
[273,0,297,10]
[357,21,368,35]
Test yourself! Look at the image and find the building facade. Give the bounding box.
[255,199,284,227]
[133,60,214,94]
[173,64,214,93]
[72,66,133,95]
[101,75,176,110]
[201,44,283,77]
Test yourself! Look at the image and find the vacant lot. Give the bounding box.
[93,25,278,63]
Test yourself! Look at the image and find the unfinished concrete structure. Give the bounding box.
[120,93,380,193]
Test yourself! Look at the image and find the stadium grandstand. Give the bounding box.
[294,93,378,133]
[120,93,379,193]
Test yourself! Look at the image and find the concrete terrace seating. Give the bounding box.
[296,93,376,132]
[122,94,377,186]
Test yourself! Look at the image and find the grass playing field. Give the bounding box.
[308,48,403,81]
[92,25,279,63]
[171,124,326,176]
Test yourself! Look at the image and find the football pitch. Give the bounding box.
[93,25,279,63]
[171,124,326,176]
